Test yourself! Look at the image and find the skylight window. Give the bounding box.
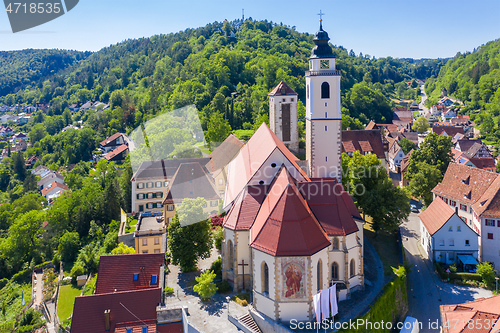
[151,275,158,284]
[133,273,139,281]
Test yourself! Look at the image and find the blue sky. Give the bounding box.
[1,0,499,59]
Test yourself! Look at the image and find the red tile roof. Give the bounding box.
[342,141,356,153]
[223,185,268,231]
[95,253,164,294]
[472,177,500,219]
[104,144,129,161]
[419,197,455,235]
[114,322,156,333]
[469,157,496,171]
[432,163,498,206]
[433,125,465,137]
[41,181,69,197]
[156,322,184,333]
[100,132,125,147]
[250,166,330,256]
[268,81,298,96]
[71,288,161,333]
[364,120,379,130]
[440,295,500,333]
[206,134,244,173]
[224,123,309,207]
[341,130,386,159]
[358,140,373,152]
[297,180,360,236]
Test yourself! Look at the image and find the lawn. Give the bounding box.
[57,284,82,322]
[125,218,138,233]
[363,216,400,276]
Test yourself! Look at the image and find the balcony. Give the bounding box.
[305,70,341,76]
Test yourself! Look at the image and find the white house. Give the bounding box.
[387,139,405,172]
[420,197,479,266]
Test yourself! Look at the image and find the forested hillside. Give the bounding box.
[425,38,500,147]
[1,20,443,131]
[0,49,90,97]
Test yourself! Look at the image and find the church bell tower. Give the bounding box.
[305,19,342,181]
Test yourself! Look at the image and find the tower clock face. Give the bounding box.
[320,60,330,69]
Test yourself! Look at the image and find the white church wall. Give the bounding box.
[328,248,346,282]
[311,249,329,292]
[236,230,251,273]
[279,302,310,322]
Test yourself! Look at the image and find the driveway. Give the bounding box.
[401,213,493,333]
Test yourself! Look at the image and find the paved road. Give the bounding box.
[419,85,429,116]
[401,213,493,333]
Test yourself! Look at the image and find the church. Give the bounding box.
[221,21,364,323]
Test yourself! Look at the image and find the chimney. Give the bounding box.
[104,309,111,331]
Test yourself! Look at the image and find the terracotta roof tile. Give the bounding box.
[268,81,298,96]
[440,295,500,333]
[433,125,465,137]
[419,197,455,235]
[71,288,161,333]
[472,177,500,218]
[364,120,379,130]
[41,181,69,197]
[250,166,330,256]
[131,158,211,181]
[206,134,244,173]
[342,130,385,159]
[468,157,496,171]
[358,140,373,152]
[100,132,126,147]
[224,123,309,208]
[95,253,164,294]
[342,141,356,153]
[223,185,268,231]
[432,163,498,206]
[104,144,129,161]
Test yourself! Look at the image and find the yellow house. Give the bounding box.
[134,215,166,254]
[163,161,221,224]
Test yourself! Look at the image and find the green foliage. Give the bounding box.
[477,262,496,288]
[412,116,430,133]
[168,202,213,272]
[342,152,410,233]
[399,137,417,155]
[212,227,224,251]
[110,243,135,255]
[58,232,80,263]
[164,286,174,295]
[339,266,407,333]
[206,112,232,144]
[18,308,45,332]
[406,133,452,204]
[210,256,222,278]
[344,82,393,124]
[193,270,217,301]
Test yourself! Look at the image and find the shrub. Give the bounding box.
[449,264,457,273]
[12,269,30,283]
[70,265,84,284]
[164,286,174,295]
[210,257,222,278]
[212,227,224,251]
[477,262,496,288]
[0,278,8,290]
[216,280,231,293]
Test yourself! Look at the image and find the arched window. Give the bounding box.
[332,237,339,250]
[331,262,339,281]
[262,262,269,295]
[321,82,330,99]
[350,259,355,278]
[317,259,323,290]
[226,240,234,271]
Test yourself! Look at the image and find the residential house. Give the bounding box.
[342,129,387,168]
[387,138,405,172]
[95,253,165,296]
[0,126,13,136]
[131,158,210,214]
[432,124,465,138]
[205,134,244,198]
[68,104,79,113]
[386,131,419,146]
[440,295,500,333]
[37,171,64,190]
[11,132,28,142]
[41,181,69,204]
[420,197,479,265]
[134,215,167,254]
[400,149,413,187]
[409,101,419,111]
[454,140,496,172]
[441,109,456,121]
[162,161,220,224]
[432,163,500,269]
[439,97,454,107]
[392,111,413,131]
[25,155,39,168]
[79,101,93,112]
[32,165,51,178]
[103,144,129,163]
[100,132,128,154]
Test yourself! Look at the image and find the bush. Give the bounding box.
[0,278,8,290]
[210,257,222,278]
[12,269,30,283]
[212,227,224,251]
[193,271,217,301]
[70,265,84,284]
[216,280,231,293]
[477,262,496,288]
[164,286,174,295]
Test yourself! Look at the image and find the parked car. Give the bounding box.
[411,204,419,213]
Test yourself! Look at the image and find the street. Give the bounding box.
[419,85,429,116]
[400,212,493,333]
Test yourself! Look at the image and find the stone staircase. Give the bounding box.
[237,313,262,333]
